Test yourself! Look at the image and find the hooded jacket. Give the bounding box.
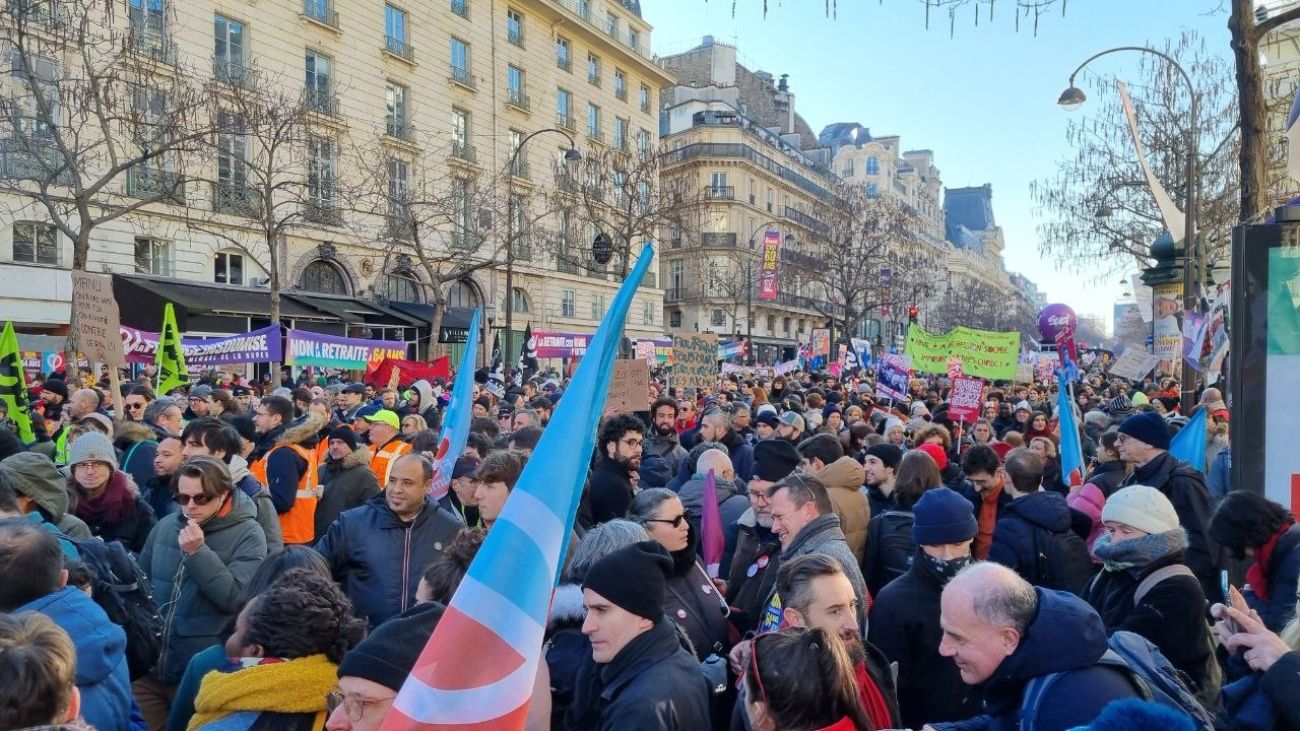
[18,587,134,731]
[227,454,283,554]
[767,513,868,632]
[677,472,747,575]
[0,451,93,539]
[314,493,462,626]
[140,489,268,683]
[816,456,871,562]
[645,428,688,476]
[115,421,159,493]
[933,589,1139,731]
[987,490,1075,582]
[1121,451,1224,602]
[565,617,711,731]
[314,445,381,539]
[409,379,441,427]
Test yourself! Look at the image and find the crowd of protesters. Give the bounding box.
[0,359,1296,731]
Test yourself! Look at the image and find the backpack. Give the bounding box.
[1018,630,1215,731]
[1128,564,1222,711]
[67,536,163,680]
[1028,522,1094,596]
[865,511,914,592]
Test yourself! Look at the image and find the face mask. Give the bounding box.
[921,552,973,581]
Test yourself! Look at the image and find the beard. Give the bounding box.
[654,423,676,436]
[840,630,867,666]
[613,453,641,472]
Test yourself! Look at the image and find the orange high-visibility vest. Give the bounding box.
[370,439,412,488]
[251,443,319,545]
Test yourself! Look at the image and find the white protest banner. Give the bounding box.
[1109,349,1161,381]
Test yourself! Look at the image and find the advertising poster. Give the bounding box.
[1152,281,1183,378]
[1266,248,1300,513]
[758,229,781,300]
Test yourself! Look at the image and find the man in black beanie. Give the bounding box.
[567,541,710,730]
[726,438,802,634]
[315,425,380,539]
[328,602,444,731]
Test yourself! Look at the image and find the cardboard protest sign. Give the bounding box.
[673,332,718,392]
[1108,349,1161,381]
[71,272,125,367]
[604,359,651,414]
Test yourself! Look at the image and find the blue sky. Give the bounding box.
[642,0,1231,330]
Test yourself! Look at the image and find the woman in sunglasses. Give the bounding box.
[745,627,874,731]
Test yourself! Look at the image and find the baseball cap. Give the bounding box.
[363,409,400,429]
[342,383,367,395]
[189,384,213,401]
[778,411,805,433]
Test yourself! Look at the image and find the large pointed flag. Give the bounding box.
[155,303,189,395]
[701,469,725,578]
[428,309,481,500]
[1055,369,1086,488]
[1169,406,1208,473]
[516,322,538,381]
[381,244,653,731]
[1287,83,1300,185]
[0,321,35,442]
[1117,79,1186,242]
[486,332,505,399]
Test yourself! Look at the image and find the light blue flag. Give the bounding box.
[1056,369,1086,488]
[428,308,481,499]
[1169,407,1208,473]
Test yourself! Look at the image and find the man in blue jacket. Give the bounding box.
[0,519,136,731]
[932,562,1138,731]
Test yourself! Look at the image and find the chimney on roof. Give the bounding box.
[702,35,715,46]
[778,74,789,92]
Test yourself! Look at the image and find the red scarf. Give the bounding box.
[973,482,1004,561]
[816,718,858,731]
[1246,523,1294,601]
[854,661,893,730]
[74,470,137,526]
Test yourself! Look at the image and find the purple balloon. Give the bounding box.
[1038,304,1077,342]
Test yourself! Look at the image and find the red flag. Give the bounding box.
[701,469,725,578]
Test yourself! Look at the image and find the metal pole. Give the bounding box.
[746,258,754,366]
[1180,93,1199,414]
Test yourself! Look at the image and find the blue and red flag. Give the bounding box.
[427,308,480,499]
[701,469,725,578]
[1055,369,1086,488]
[380,245,654,731]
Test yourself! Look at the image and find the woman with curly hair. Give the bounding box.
[187,568,367,731]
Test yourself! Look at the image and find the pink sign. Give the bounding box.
[531,330,591,358]
[758,230,781,300]
[948,376,984,423]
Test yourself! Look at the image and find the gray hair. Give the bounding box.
[626,487,678,525]
[959,563,1037,635]
[144,398,181,424]
[564,519,649,584]
[686,441,727,472]
[702,409,731,429]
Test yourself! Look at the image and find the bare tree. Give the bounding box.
[1230,0,1300,222]
[0,0,214,270]
[1030,33,1240,278]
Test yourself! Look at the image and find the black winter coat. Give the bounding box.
[587,456,635,525]
[864,483,898,519]
[724,509,780,636]
[665,535,730,659]
[987,491,1087,587]
[1083,551,1215,695]
[1122,452,1225,603]
[869,550,980,728]
[565,618,711,731]
[1084,460,1127,497]
[1246,524,1300,632]
[314,494,462,626]
[315,447,381,539]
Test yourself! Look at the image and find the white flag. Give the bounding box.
[1117,79,1186,242]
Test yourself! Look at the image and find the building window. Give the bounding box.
[668,258,683,295]
[587,103,600,140]
[556,36,570,71]
[133,236,170,275]
[590,294,605,321]
[380,272,422,302]
[450,37,470,83]
[216,110,249,191]
[841,156,854,177]
[613,69,626,100]
[453,178,474,246]
[507,65,525,104]
[387,158,410,215]
[587,54,600,86]
[561,289,576,318]
[642,301,654,325]
[304,50,332,112]
[604,11,617,36]
[866,183,880,198]
[384,4,408,56]
[766,314,775,332]
[613,117,627,150]
[447,279,478,308]
[711,309,725,327]
[636,129,650,156]
[639,83,650,113]
[628,28,641,53]
[510,287,529,314]
[669,310,681,328]
[782,317,791,334]
[451,107,469,147]
[450,0,467,17]
[866,156,879,175]
[214,251,244,285]
[307,136,336,211]
[506,7,523,46]
[385,82,409,138]
[213,14,245,85]
[11,222,57,265]
[300,260,349,295]
[556,87,571,128]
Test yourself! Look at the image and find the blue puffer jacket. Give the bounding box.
[930,589,1139,731]
[18,587,136,731]
[314,494,462,626]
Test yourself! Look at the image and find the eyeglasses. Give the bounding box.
[644,513,687,528]
[174,492,216,506]
[619,437,643,449]
[749,634,768,702]
[125,403,145,410]
[326,691,388,723]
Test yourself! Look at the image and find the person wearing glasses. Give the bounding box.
[66,431,156,554]
[727,439,802,635]
[588,414,646,525]
[136,455,268,730]
[325,601,444,731]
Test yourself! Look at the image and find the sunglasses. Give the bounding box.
[174,492,217,506]
[645,513,687,528]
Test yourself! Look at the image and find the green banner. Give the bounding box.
[0,321,35,441]
[904,325,1021,380]
[155,303,190,395]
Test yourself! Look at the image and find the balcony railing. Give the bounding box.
[384,36,414,62]
[546,0,654,62]
[451,230,476,249]
[386,120,415,142]
[304,199,343,225]
[386,209,413,239]
[510,160,530,180]
[304,89,339,116]
[556,111,574,130]
[129,32,178,64]
[507,25,524,46]
[451,141,476,163]
[451,0,468,17]
[782,205,829,235]
[706,185,734,200]
[587,129,604,144]
[615,85,627,101]
[126,166,184,204]
[588,69,601,87]
[214,60,251,88]
[212,181,261,217]
[557,55,571,72]
[450,66,475,88]
[302,0,340,28]
[556,253,579,274]
[506,88,530,112]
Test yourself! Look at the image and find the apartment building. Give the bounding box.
[0,0,672,358]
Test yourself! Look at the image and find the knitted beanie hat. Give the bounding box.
[582,541,673,621]
[913,487,978,545]
[1117,412,1172,451]
[1101,485,1180,535]
[67,432,118,470]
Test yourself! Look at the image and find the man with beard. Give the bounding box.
[775,411,805,446]
[588,414,644,525]
[142,435,184,520]
[645,397,687,475]
[725,439,801,635]
[862,443,901,518]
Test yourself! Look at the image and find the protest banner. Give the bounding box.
[811,328,830,356]
[285,330,409,369]
[1035,352,1059,383]
[532,330,592,358]
[850,338,873,369]
[673,332,718,392]
[904,326,1020,380]
[948,377,984,423]
[719,340,747,360]
[876,354,911,401]
[0,322,35,441]
[1108,349,1161,381]
[604,359,651,414]
[120,324,282,366]
[634,339,657,366]
[70,272,125,368]
[364,356,451,388]
[773,359,799,376]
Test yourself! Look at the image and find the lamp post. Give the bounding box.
[1058,46,1199,413]
[505,129,581,378]
[745,221,794,366]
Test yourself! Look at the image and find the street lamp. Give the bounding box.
[1058,45,1199,413]
[745,221,793,366]
[504,129,581,377]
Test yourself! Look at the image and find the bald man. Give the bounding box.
[678,447,749,579]
[938,563,1137,731]
[53,390,103,464]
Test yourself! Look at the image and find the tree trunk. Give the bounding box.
[1230,0,1270,223]
[268,233,282,385]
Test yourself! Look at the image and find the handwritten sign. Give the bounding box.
[71,272,125,367]
[947,356,965,380]
[635,339,657,366]
[673,332,718,392]
[948,376,984,422]
[1108,349,1161,382]
[904,326,1021,380]
[604,359,650,414]
[1015,362,1034,384]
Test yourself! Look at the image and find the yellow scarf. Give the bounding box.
[188,654,338,731]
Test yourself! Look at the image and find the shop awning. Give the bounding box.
[114,275,327,329]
